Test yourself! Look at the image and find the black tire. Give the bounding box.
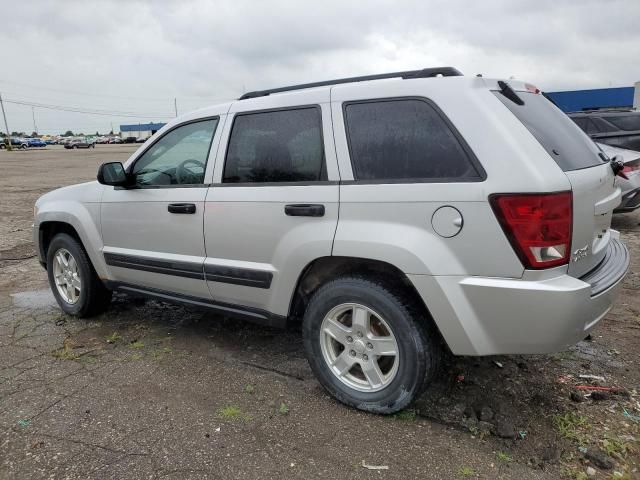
[21,144,27,150]
[302,276,441,414]
[46,233,112,317]
[0,144,5,149]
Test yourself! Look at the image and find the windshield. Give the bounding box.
[494,91,606,172]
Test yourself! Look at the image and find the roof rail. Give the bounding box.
[238,67,463,100]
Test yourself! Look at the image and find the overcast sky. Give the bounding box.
[1,0,638,135]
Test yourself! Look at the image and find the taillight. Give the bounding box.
[622,162,640,174]
[490,192,572,269]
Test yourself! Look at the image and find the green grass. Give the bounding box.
[129,340,145,349]
[392,409,417,421]
[218,405,251,422]
[496,451,512,462]
[51,346,79,360]
[278,402,289,415]
[130,353,143,361]
[244,384,255,394]
[105,332,121,344]
[458,466,475,478]
[553,412,590,445]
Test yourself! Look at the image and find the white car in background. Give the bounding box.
[598,143,640,213]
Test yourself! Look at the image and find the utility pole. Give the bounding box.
[174,98,178,117]
[32,107,37,135]
[0,92,12,151]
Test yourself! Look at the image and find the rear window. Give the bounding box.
[605,115,640,132]
[495,92,605,171]
[344,99,482,182]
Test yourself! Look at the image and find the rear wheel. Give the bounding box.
[20,144,27,150]
[303,276,440,414]
[46,233,112,317]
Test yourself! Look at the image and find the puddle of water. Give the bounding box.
[11,289,57,309]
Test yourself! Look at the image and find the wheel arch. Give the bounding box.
[288,256,445,344]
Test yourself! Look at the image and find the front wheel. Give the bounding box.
[46,233,112,317]
[302,277,441,414]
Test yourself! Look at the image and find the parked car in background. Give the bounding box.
[0,137,28,149]
[63,137,96,149]
[44,138,57,145]
[108,137,123,144]
[569,110,640,151]
[33,68,630,414]
[26,138,47,148]
[597,142,640,213]
[124,136,137,143]
[135,137,147,143]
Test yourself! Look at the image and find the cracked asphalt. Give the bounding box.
[0,146,638,479]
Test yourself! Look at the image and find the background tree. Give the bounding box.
[30,131,38,137]
[63,130,74,137]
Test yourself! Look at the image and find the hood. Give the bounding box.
[36,181,103,209]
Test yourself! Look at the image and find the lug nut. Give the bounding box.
[346,336,353,343]
[349,350,356,357]
[366,343,373,349]
[362,354,368,361]
[357,332,363,338]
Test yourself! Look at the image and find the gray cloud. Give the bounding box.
[1,0,638,134]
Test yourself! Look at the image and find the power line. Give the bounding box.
[3,97,172,119]
[0,79,233,102]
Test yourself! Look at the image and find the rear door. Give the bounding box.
[495,88,619,277]
[203,93,340,316]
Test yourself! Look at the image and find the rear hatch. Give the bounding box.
[494,83,620,278]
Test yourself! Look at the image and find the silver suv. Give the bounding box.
[33,68,630,413]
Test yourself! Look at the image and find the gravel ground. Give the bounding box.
[0,146,638,479]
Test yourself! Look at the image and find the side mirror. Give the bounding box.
[97,162,130,186]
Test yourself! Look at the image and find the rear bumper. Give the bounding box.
[409,238,630,356]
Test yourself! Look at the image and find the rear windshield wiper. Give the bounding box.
[498,80,524,106]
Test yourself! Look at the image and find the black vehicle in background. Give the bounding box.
[568,110,640,151]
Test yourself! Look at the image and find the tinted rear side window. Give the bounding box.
[495,92,604,171]
[223,107,326,183]
[605,115,640,132]
[344,99,482,182]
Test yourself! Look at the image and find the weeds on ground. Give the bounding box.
[392,409,417,421]
[105,332,121,344]
[553,412,591,445]
[51,346,79,360]
[496,451,512,462]
[278,402,289,415]
[244,384,255,394]
[129,340,144,349]
[458,466,475,477]
[130,353,143,361]
[217,405,251,422]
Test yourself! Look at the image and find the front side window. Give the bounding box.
[223,107,326,183]
[132,119,218,186]
[344,99,481,181]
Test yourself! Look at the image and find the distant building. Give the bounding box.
[546,86,636,113]
[119,122,166,139]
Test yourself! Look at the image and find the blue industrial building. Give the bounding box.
[546,87,634,113]
[119,122,166,138]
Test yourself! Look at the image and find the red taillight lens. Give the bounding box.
[490,192,572,269]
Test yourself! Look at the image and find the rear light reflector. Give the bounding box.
[490,192,572,269]
[622,162,640,174]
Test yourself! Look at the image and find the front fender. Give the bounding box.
[34,183,108,279]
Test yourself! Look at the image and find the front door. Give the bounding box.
[204,96,340,317]
[101,117,221,298]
